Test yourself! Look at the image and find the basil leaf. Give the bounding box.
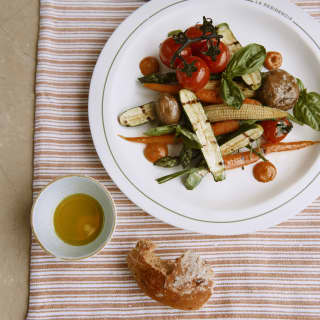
[226,43,266,78]
[296,78,304,92]
[220,43,265,109]
[294,89,320,131]
[221,76,245,109]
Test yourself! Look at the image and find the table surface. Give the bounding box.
[0,0,38,318]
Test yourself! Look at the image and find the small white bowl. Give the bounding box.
[31,175,116,260]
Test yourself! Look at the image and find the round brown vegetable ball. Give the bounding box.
[155,93,181,125]
[258,69,299,110]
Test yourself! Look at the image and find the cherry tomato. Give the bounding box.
[264,51,282,70]
[143,143,168,163]
[185,24,207,55]
[253,161,277,183]
[139,56,160,76]
[198,40,230,74]
[176,56,210,92]
[159,37,192,69]
[260,119,293,143]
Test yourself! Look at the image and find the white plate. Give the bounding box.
[89,0,320,235]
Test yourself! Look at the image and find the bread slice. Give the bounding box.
[127,240,214,310]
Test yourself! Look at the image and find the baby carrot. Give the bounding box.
[142,83,181,94]
[263,141,320,154]
[196,88,223,104]
[243,98,262,105]
[224,141,320,170]
[118,134,178,145]
[211,120,240,136]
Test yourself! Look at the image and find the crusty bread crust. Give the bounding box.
[127,240,214,310]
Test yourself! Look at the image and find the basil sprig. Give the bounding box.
[220,43,266,109]
[293,83,320,131]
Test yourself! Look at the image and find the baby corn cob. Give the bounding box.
[204,104,288,122]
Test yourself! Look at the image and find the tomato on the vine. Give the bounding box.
[185,24,208,55]
[176,55,210,92]
[159,37,192,69]
[198,40,230,74]
[260,119,293,143]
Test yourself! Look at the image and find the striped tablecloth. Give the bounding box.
[27,1,320,319]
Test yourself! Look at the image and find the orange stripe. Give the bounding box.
[37,70,92,76]
[39,26,114,32]
[38,47,101,54]
[35,114,88,121]
[38,58,96,65]
[39,36,107,44]
[41,4,139,11]
[36,81,89,87]
[40,15,125,22]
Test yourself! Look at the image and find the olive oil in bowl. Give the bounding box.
[54,193,104,246]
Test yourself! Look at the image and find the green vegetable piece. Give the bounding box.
[220,43,266,109]
[296,78,304,92]
[179,146,193,168]
[168,29,183,37]
[184,168,207,190]
[144,125,176,136]
[176,125,199,142]
[226,43,266,78]
[210,73,222,80]
[154,156,180,168]
[138,72,177,84]
[220,75,245,109]
[181,137,202,150]
[294,89,320,131]
[156,168,195,184]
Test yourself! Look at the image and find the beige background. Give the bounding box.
[0,0,39,318]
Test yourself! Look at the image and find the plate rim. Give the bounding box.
[89,0,320,235]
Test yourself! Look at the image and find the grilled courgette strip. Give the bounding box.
[118,102,156,127]
[219,124,264,155]
[179,89,225,182]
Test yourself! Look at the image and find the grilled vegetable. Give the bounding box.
[138,72,177,84]
[157,140,320,185]
[179,145,193,168]
[118,102,156,127]
[217,23,262,90]
[179,89,225,181]
[219,124,264,155]
[144,125,176,136]
[154,156,180,168]
[204,104,289,122]
[184,124,263,189]
[184,168,208,190]
[156,167,200,184]
[119,80,255,127]
[216,23,242,56]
